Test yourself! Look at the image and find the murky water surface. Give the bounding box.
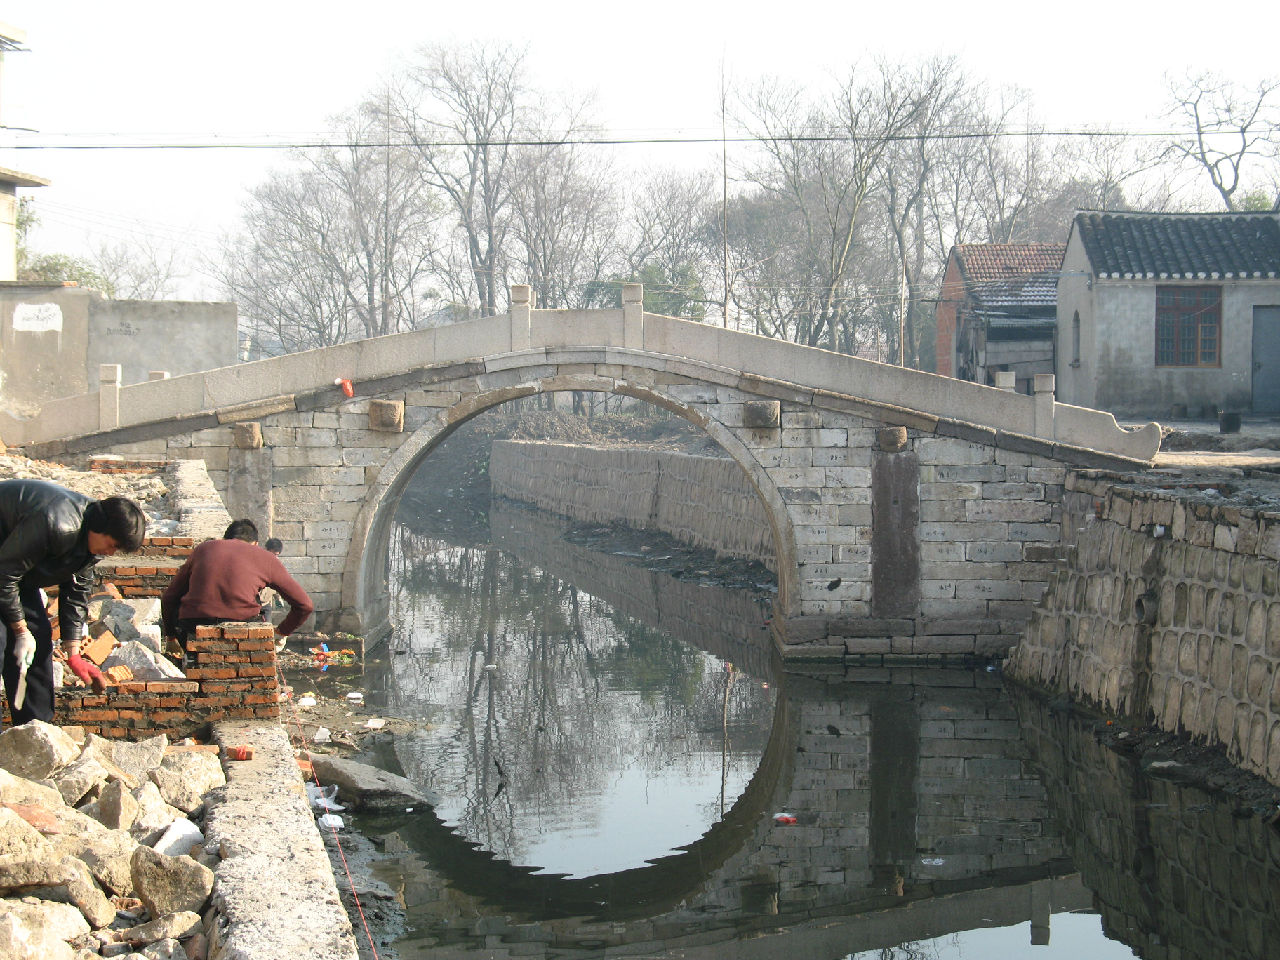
[354,505,1278,960]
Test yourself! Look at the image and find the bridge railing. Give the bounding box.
[0,283,1160,463]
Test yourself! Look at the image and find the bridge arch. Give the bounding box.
[345,373,800,641]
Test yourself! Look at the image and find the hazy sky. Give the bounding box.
[2,0,1276,296]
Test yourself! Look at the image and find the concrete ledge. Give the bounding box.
[204,721,358,960]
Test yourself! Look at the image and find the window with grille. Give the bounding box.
[1156,286,1220,366]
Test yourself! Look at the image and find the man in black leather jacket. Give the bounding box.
[0,479,146,725]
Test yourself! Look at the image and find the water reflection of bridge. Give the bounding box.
[489,498,777,678]
[367,662,1094,957]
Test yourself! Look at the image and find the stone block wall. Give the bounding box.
[490,439,776,566]
[1007,470,1280,784]
[52,623,280,740]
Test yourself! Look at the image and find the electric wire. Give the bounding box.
[0,125,1250,152]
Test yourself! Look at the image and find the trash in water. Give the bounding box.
[920,857,945,865]
[307,783,345,812]
[297,696,317,708]
[773,813,797,825]
[317,813,344,831]
[364,718,386,730]
[313,727,331,743]
[345,692,364,702]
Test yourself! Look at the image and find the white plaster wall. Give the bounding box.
[1054,233,1095,408]
[1093,279,1280,418]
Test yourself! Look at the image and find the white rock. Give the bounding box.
[0,911,76,960]
[0,720,81,780]
[101,642,184,681]
[152,818,205,859]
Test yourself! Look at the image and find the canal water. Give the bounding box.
[342,413,1279,960]
[347,494,1280,960]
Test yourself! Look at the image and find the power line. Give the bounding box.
[0,126,1237,152]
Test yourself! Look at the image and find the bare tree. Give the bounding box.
[390,43,531,317]
[731,60,946,350]
[1166,72,1280,211]
[90,239,183,300]
[219,98,437,355]
[507,138,620,309]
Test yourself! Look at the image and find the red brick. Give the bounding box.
[235,665,275,679]
[188,668,236,680]
[71,708,118,722]
[195,625,223,638]
[237,640,274,652]
[222,624,252,639]
[149,681,198,693]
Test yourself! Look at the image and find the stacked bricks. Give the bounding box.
[87,455,170,474]
[135,535,196,559]
[54,622,280,740]
[1008,469,1280,786]
[95,535,193,597]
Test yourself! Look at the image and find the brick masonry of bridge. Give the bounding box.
[7,285,1161,660]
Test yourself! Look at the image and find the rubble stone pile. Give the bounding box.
[0,720,226,959]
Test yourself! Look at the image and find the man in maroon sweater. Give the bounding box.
[161,519,313,653]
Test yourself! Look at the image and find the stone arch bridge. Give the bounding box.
[5,284,1159,658]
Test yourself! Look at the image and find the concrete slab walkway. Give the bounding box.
[203,721,358,960]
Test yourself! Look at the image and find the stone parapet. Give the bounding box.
[1008,470,1280,785]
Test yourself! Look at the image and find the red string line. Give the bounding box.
[274,654,382,960]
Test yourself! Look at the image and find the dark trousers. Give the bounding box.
[2,582,55,725]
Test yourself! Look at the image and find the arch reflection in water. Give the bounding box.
[373,511,778,878]
[361,661,1109,957]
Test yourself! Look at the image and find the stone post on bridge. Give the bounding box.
[1033,373,1055,438]
[226,421,273,535]
[622,283,643,349]
[511,284,533,351]
[98,364,121,431]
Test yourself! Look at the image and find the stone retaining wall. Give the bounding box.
[1007,470,1280,784]
[489,439,776,566]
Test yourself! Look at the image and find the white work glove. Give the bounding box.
[12,628,36,671]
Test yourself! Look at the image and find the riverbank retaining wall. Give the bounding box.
[490,439,777,568]
[1006,470,1280,785]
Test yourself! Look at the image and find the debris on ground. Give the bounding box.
[0,719,223,958]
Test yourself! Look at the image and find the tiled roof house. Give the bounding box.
[935,243,1064,393]
[1056,211,1280,418]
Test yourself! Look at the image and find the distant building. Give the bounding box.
[1056,211,1280,419]
[0,283,238,413]
[935,243,1063,394]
